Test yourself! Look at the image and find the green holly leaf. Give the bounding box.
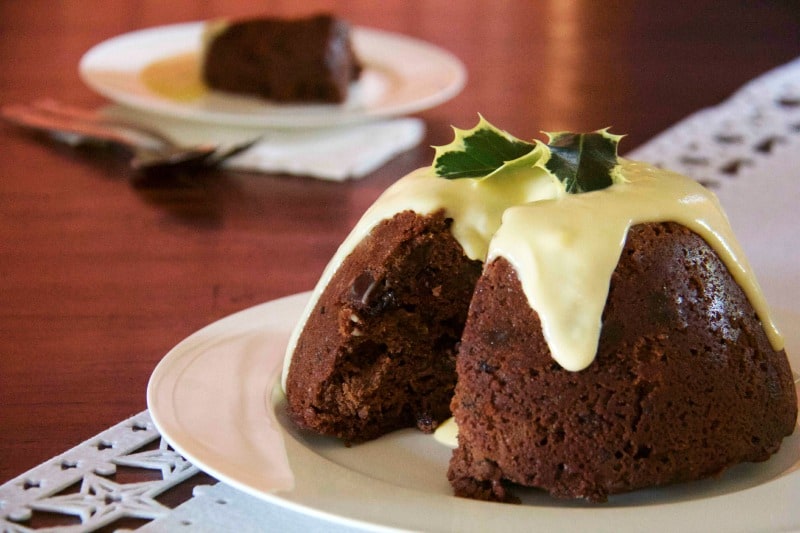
[543,129,623,193]
[433,117,623,193]
[433,116,535,179]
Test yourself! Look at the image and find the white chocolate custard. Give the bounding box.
[139,21,227,102]
[489,160,782,370]
[140,52,207,101]
[281,155,783,389]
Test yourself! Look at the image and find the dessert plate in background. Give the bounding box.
[147,292,800,533]
[79,22,466,128]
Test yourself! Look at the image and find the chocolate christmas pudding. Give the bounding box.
[281,117,796,502]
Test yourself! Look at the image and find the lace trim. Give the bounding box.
[628,56,800,188]
[0,412,199,532]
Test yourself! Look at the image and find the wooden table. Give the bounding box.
[1,0,798,492]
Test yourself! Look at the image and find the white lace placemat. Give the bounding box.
[2,56,799,533]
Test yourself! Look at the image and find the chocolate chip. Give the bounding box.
[416,412,438,433]
[478,360,496,373]
[350,271,378,305]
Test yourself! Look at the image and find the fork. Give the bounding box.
[1,100,258,171]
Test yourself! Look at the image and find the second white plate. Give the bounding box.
[79,22,466,128]
[147,292,800,533]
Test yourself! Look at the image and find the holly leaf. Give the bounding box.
[434,116,535,178]
[543,129,623,193]
[433,117,623,193]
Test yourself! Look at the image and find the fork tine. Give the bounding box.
[131,146,216,171]
[206,137,261,165]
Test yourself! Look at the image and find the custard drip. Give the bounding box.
[282,158,783,388]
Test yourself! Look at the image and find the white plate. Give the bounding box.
[148,292,800,532]
[79,22,465,128]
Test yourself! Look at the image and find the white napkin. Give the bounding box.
[101,105,425,181]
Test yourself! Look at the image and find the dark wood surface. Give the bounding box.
[1,0,798,484]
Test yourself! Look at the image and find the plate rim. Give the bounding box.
[78,21,466,128]
[147,292,800,532]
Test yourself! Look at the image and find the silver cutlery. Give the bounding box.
[1,100,258,171]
